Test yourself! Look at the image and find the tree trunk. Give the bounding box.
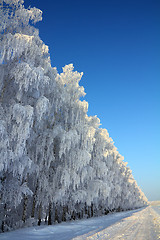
[48,203,52,225]
[38,203,42,226]
[31,183,38,218]
[91,203,93,217]
[62,205,66,222]
[1,203,7,232]
[22,196,28,223]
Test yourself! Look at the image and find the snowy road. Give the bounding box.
[0,202,160,240]
[75,204,160,240]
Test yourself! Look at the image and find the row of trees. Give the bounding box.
[0,0,147,232]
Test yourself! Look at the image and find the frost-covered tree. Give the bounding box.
[0,0,148,232]
[0,0,56,230]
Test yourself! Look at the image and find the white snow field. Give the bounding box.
[0,201,159,240]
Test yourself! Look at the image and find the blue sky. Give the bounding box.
[25,0,160,201]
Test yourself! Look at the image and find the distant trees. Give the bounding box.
[0,0,148,232]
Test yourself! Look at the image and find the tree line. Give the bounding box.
[0,0,148,232]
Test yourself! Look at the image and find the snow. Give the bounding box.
[0,202,159,240]
[0,0,148,232]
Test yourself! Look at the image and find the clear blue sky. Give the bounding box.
[25,0,160,201]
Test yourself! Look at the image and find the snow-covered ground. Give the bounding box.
[0,201,160,240]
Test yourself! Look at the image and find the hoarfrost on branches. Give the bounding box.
[0,0,148,232]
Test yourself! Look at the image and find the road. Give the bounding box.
[74,201,160,240]
[0,201,160,240]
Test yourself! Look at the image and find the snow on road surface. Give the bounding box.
[75,203,160,240]
[0,201,160,240]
